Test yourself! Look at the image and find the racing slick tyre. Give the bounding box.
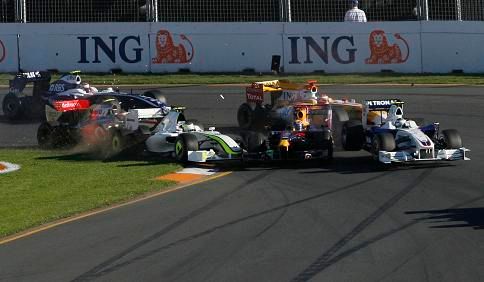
[174,133,199,163]
[342,120,364,151]
[253,104,269,131]
[442,129,462,149]
[237,103,254,130]
[244,131,267,153]
[104,131,125,158]
[331,107,350,150]
[371,133,396,161]
[37,122,54,149]
[143,90,166,104]
[2,93,23,120]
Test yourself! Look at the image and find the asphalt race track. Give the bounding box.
[0,85,483,282]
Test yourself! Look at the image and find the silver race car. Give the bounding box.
[145,108,242,163]
[341,99,470,164]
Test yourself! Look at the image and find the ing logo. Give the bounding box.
[152,29,194,64]
[365,30,409,64]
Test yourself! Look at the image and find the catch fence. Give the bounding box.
[1,0,483,23]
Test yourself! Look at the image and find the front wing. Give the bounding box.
[187,150,242,162]
[378,147,470,164]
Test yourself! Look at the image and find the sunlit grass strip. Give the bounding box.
[1,73,484,86]
[0,149,180,238]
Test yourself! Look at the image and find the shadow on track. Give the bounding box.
[0,115,42,125]
[405,207,484,230]
[220,155,455,175]
[36,147,456,174]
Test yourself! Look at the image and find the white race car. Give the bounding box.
[145,108,242,162]
[341,99,470,164]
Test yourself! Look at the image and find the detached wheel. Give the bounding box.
[2,93,23,120]
[237,103,253,130]
[37,122,54,149]
[442,129,462,149]
[371,133,395,160]
[174,134,199,162]
[342,120,364,151]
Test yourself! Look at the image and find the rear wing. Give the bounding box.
[11,71,51,83]
[245,80,318,104]
[365,99,404,111]
[8,71,52,96]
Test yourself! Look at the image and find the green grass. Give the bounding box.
[0,149,180,238]
[1,73,484,86]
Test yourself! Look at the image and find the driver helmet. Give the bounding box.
[182,122,196,132]
[294,121,304,131]
[82,82,91,92]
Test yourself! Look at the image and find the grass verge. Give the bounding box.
[1,73,484,86]
[0,148,180,238]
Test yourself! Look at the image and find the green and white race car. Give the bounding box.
[145,108,242,163]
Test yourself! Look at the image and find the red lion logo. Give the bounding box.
[152,30,194,64]
[365,30,409,64]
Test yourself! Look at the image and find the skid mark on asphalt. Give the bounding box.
[290,168,434,282]
[72,169,275,282]
[325,193,484,282]
[198,180,293,281]
[254,179,291,239]
[72,172,387,280]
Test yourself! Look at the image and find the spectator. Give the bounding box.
[344,0,367,22]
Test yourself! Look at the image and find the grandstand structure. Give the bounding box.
[1,0,483,23]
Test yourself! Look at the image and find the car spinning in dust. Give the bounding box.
[340,99,470,164]
[34,73,168,157]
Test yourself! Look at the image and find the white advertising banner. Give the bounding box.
[282,22,422,73]
[148,23,283,73]
[4,22,484,74]
[17,23,151,73]
[0,35,18,72]
[421,21,484,73]
[0,24,20,72]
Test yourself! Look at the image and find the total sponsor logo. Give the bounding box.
[246,87,264,103]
